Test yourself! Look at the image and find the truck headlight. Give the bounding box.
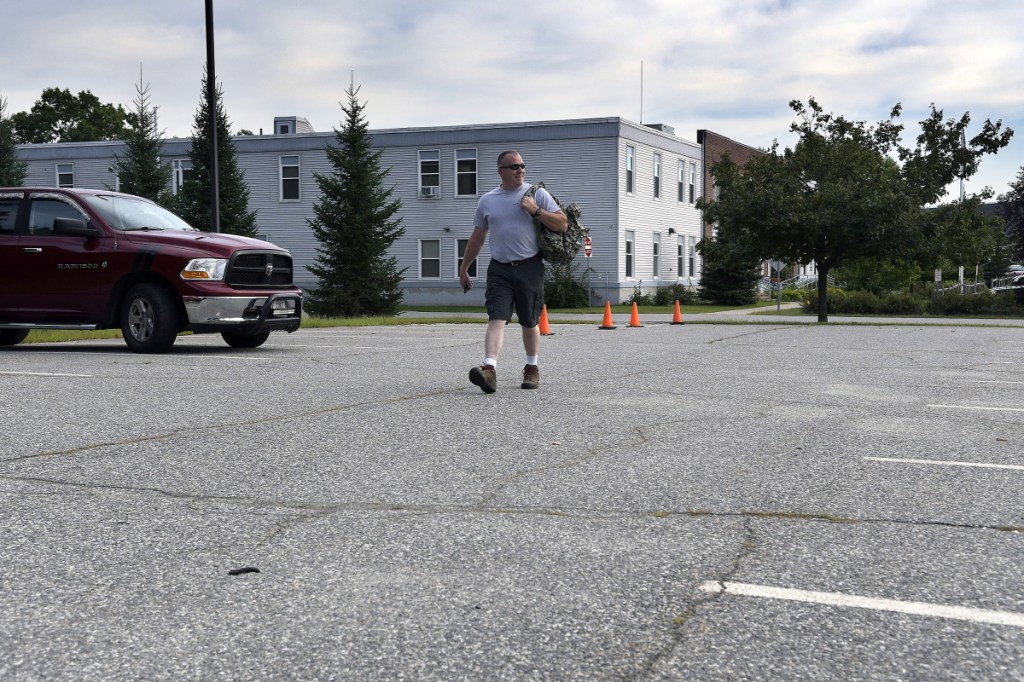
[181,258,227,281]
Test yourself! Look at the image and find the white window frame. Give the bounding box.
[625,230,635,278]
[625,146,635,194]
[689,162,697,204]
[172,159,193,195]
[419,239,441,279]
[688,236,697,278]
[56,163,74,188]
[653,153,661,199]
[652,233,661,277]
[455,148,477,197]
[280,155,300,202]
[419,150,440,199]
[677,238,685,278]
[678,160,686,202]
[457,238,477,279]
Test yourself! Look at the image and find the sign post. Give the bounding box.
[584,235,593,307]
[768,259,785,311]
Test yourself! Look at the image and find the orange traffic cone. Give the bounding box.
[628,302,643,328]
[671,299,685,325]
[539,305,554,335]
[598,301,617,330]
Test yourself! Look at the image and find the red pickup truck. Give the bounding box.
[0,187,302,352]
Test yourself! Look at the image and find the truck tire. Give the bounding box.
[121,283,180,353]
[221,331,270,349]
[0,330,30,346]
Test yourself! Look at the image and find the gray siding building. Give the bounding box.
[16,116,706,305]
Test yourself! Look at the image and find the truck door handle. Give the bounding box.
[22,248,42,253]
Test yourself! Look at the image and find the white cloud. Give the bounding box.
[3,0,1021,195]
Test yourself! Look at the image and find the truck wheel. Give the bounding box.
[0,330,30,346]
[221,331,270,348]
[121,283,180,353]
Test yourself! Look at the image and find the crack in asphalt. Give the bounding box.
[1,472,1020,534]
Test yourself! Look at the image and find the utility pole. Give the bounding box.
[205,0,220,232]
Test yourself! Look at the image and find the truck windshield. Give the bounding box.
[83,194,199,232]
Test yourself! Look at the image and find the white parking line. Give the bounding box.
[699,581,1024,628]
[864,456,1024,471]
[929,404,1024,413]
[0,371,93,378]
[971,380,1024,385]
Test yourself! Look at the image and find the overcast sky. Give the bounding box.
[3,0,1022,198]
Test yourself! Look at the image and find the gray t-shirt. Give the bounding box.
[474,183,559,262]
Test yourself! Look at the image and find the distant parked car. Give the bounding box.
[1006,264,1024,277]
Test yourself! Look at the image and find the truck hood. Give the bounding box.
[120,230,286,257]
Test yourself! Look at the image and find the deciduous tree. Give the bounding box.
[699,98,1012,321]
[11,87,128,143]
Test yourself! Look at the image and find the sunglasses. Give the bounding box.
[500,163,526,171]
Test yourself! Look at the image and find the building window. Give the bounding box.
[652,233,661,277]
[56,163,74,188]
[653,153,661,199]
[280,155,300,201]
[455,149,477,197]
[677,238,685,278]
[625,146,635,194]
[419,150,440,199]
[457,238,477,279]
[689,162,697,203]
[678,161,686,202]
[173,159,193,194]
[625,230,635,278]
[688,236,696,277]
[420,239,441,278]
[278,123,291,134]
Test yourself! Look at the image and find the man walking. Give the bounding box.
[459,151,567,393]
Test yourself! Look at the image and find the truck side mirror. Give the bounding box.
[53,217,101,239]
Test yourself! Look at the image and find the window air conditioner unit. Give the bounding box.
[421,186,440,198]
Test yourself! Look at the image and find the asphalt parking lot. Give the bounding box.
[2,317,1023,680]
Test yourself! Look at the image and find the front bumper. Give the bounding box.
[182,292,302,335]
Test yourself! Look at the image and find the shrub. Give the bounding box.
[927,290,1024,317]
[654,283,690,306]
[544,262,589,308]
[880,293,925,315]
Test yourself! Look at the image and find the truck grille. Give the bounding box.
[227,251,294,287]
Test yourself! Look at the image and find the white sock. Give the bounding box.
[525,355,538,366]
[483,358,497,368]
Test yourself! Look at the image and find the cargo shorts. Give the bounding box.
[485,253,545,328]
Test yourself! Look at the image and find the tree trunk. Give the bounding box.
[817,266,829,323]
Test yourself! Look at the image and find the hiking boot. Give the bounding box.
[469,364,497,393]
[521,364,540,389]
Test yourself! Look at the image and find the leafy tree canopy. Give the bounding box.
[11,87,128,143]
[699,97,1013,321]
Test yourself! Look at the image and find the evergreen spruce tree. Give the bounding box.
[999,166,1024,262]
[174,71,257,236]
[695,234,763,305]
[0,95,27,186]
[111,80,172,202]
[307,84,405,317]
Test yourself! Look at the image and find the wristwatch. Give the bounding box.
[532,208,542,217]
